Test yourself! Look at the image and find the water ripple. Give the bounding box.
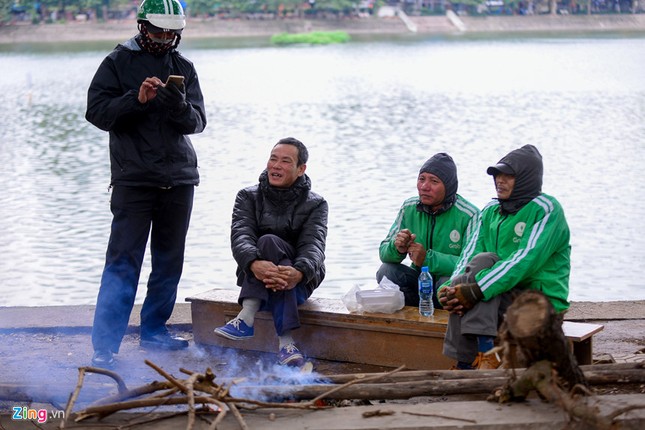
[1,37,644,306]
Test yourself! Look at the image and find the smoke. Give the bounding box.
[0,328,330,409]
[184,346,328,403]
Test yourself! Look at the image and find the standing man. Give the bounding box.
[438,145,571,370]
[377,153,479,310]
[86,0,207,367]
[214,137,328,367]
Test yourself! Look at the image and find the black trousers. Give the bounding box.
[92,185,194,353]
[443,252,513,363]
[376,262,444,310]
[238,234,310,336]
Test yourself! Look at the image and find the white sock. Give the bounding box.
[238,298,261,327]
[278,331,295,349]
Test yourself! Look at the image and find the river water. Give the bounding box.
[0,34,644,307]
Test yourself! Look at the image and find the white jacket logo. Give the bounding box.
[514,222,526,237]
[450,230,460,243]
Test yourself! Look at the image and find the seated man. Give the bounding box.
[438,144,571,370]
[377,153,479,309]
[214,137,328,367]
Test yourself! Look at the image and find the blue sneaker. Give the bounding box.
[214,317,254,340]
[278,343,305,367]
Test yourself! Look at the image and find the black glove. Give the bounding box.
[156,82,187,112]
[437,287,453,311]
[447,282,483,311]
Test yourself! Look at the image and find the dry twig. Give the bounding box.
[228,402,250,430]
[185,373,200,430]
[84,366,128,393]
[306,365,406,406]
[64,358,643,429]
[362,409,395,418]
[402,411,478,423]
[60,367,85,429]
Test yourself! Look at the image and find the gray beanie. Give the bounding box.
[419,153,458,202]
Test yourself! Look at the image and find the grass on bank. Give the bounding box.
[270,31,351,46]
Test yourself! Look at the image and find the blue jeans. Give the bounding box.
[92,185,194,353]
[237,234,310,336]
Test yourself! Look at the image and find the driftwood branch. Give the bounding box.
[231,376,508,400]
[488,291,645,429]
[1,363,642,409]
[59,365,130,428]
[6,316,645,430]
[83,366,128,393]
[308,365,405,405]
[145,359,189,394]
[228,402,250,430]
[402,410,477,423]
[185,373,200,430]
[317,362,644,385]
[59,367,85,429]
[118,410,189,429]
[72,359,328,425]
[206,397,228,430]
[489,360,628,430]
[501,290,587,389]
[90,380,173,406]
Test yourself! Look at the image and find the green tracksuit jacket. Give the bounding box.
[444,193,571,312]
[379,195,479,277]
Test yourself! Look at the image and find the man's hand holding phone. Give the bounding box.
[157,75,187,112]
[164,75,185,88]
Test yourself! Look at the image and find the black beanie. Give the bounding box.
[419,153,458,202]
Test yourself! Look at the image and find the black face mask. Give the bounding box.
[137,22,181,56]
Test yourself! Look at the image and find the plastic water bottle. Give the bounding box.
[418,266,434,317]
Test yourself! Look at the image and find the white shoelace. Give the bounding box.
[283,344,299,354]
[227,317,243,329]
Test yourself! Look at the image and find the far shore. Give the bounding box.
[1,14,645,45]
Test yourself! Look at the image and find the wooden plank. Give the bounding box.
[562,321,604,341]
[562,321,604,366]
[186,289,604,369]
[187,289,453,370]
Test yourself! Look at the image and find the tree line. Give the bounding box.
[2,0,376,23]
[2,0,641,24]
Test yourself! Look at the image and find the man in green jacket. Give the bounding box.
[377,153,479,309]
[438,144,571,370]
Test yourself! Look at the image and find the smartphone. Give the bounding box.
[165,75,185,87]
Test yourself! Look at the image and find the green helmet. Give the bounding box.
[137,0,185,31]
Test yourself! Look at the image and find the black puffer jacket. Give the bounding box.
[85,37,207,187]
[231,171,328,295]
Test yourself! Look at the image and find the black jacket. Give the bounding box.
[231,172,328,295]
[496,144,543,215]
[85,37,207,187]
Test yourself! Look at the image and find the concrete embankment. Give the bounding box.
[459,13,645,33]
[0,300,643,429]
[1,300,644,361]
[1,300,645,330]
[1,14,645,45]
